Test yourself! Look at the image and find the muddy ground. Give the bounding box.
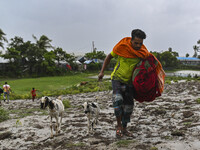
[0,81,200,150]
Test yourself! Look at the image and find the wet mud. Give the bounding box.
[0,81,200,150]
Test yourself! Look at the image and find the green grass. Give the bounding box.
[62,99,71,109]
[1,72,97,95]
[0,107,10,122]
[196,98,200,104]
[0,72,100,99]
[150,147,158,150]
[0,70,199,100]
[116,140,135,147]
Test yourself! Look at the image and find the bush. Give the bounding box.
[86,63,101,71]
[0,107,10,122]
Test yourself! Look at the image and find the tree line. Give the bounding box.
[0,28,199,77]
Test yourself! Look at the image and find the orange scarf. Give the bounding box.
[113,37,165,93]
[113,37,150,59]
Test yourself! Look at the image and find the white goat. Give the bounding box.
[82,102,100,133]
[40,96,64,138]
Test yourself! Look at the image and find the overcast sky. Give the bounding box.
[1,0,200,57]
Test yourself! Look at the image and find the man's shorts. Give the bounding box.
[112,80,135,116]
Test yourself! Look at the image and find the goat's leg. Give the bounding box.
[50,116,54,138]
[55,116,59,136]
[92,112,99,131]
[95,112,99,126]
[87,116,91,134]
[58,113,63,133]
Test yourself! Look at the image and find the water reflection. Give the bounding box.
[166,70,200,77]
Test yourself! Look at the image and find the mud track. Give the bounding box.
[0,81,200,150]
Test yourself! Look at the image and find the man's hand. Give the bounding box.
[98,72,104,81]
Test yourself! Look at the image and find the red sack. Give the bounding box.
[132,55,161,102]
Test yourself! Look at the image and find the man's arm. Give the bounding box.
[98,53,113,81]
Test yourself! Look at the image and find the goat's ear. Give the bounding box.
[91,103,97,108]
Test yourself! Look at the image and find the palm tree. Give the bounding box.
[0,28,8,49]
[32,34,53,50]
[193,45,198,58]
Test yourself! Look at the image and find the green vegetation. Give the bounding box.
[0,70,199,101]
[62,99,71,109]
[164,75,200,84]
[0,107,10,122]
[183,122,192,126]
[0,72,104,100]
[196,98,200,104]
[116,140,135,147]
[150,147,158,150]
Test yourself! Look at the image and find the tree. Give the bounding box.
[42,51,56,75]
[168,47,172,52]
[54,47,67,64]
[84,51,106,60]
[0,28,8,49]
[32,35,53,50]
[193,40,200,58]
[193,45,198,57]
[1,47,21,76]
[32,35,54,75]
[186,53,189,57]
[160,51,179,68]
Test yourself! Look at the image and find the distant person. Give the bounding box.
[3,82,11,104]
[0,86,3,105]
[31,88,37,102]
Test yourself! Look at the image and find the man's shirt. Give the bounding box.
[111,51,140,83]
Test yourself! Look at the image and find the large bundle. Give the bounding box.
[132,54,165,102]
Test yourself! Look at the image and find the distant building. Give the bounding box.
[177,57,200,66]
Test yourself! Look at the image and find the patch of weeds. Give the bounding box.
[15,119,22,127]
[184,122,192,126]
[165,80,171,84]
[150,147,158,150]
[116,140,135,147]
[173,80,178,83]
[65,142,86,148]
[163,136,173,140]
[62,99,71,109]
[0,107,10,122]
[196,98,200,104]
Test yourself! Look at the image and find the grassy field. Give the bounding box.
[0,70,199,100]
[0,72,101,99]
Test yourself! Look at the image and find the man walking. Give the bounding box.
[98,29,153,137]
[3,82,11,104]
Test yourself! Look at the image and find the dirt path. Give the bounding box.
[0,81,200,150]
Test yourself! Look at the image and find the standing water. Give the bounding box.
[166,70,200,77]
